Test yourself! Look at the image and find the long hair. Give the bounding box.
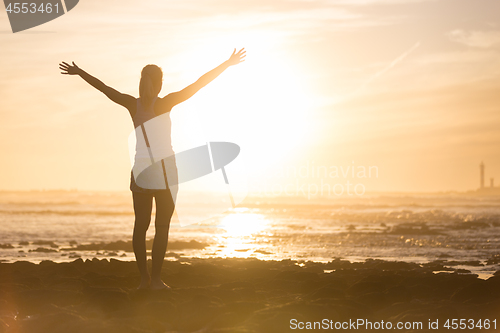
[139,64,163,108]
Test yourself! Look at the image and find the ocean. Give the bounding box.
[1,190,499,279]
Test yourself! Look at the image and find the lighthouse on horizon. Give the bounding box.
[476,162,500,195]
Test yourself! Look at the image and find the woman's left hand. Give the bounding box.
[227,48,246,66]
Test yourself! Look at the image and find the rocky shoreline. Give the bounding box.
[0,258,499,332]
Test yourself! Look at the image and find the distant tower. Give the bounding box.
[491,178,494,188]
[480,162,485,189]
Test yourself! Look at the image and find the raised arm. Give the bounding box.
[59,61,136,111]
[162,48,246,110]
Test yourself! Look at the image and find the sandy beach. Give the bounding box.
[0,257,499,333]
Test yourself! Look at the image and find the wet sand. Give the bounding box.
[0,258,499,332]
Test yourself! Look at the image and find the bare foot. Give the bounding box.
[136,277,151,290]
[150,278,171,290]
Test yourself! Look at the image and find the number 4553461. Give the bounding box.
[444,319,497,330]
[6,2,60,14]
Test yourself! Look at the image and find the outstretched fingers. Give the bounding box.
[59,62,69,74]
[238,50,246,63]
[233,48,246,63]
[59,61,79,75]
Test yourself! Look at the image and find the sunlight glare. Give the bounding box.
[219,213,268,238]
[170,30,315,178]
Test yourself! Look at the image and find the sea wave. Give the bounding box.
[0,209,133,216]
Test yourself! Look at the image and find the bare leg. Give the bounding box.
[132,192,153,289]
[150,190,175,290]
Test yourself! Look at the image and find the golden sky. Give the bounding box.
[0,0,499,193]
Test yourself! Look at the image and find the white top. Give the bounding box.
[128,98,177,190]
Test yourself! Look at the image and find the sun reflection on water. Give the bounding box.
[220,213,268,237]
[215,213,269,258]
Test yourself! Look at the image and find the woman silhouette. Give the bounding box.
[59,48,246,290]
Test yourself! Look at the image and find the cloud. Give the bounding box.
[344,42,420,99]
[448,30,500,48]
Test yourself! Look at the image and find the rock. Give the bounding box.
[29,247,57,253]
[83,286,130,312]
[348,281,387,296]
[451,282,496,303]
[16,289,83,316]
[374,261,418,270]
[384,285,412,304]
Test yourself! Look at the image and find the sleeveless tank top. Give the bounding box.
[130,97,177,192]
[133,97,161,129]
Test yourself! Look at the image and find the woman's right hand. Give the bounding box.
[59,61,81,75]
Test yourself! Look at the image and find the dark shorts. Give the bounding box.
[130,155,178,194]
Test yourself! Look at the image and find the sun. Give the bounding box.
[167,30,315,180]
